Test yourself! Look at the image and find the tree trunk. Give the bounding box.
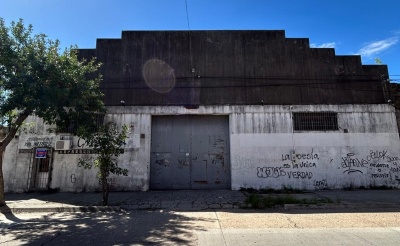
[101,170,109,206]
[0,110,31,207]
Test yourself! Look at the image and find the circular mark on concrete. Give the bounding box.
[142,59,176,93]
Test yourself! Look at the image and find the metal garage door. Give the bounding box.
[150,115,230,189]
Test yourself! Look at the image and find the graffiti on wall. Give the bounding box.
[341,153,368,174]
[70,174,76,183]
[256,150,318,180]
[314,179,328,187]
[341,150,400,183]
[256,167,314,179]
[233,147,400,189]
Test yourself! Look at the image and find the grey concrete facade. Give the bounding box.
[3,30,398,193]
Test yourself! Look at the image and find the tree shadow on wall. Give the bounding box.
[1,210,213,245]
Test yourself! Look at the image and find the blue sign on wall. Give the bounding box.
[35,148,47,158]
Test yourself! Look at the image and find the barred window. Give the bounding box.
[93,114,105,132]
[59,123,77,134]
[58,114,105,133]
[293,112,338,131]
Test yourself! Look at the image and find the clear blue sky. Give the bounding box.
[1,0,399,81]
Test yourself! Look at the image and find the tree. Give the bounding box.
[0,19,105,206]
[78,123,128,206]
[374,58,383,64]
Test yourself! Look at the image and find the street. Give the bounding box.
[2,209,400,245]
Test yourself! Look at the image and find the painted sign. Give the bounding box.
[58,149,124,154]
[18,135,55,149]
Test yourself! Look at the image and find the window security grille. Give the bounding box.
[93,114,105,132]
[38,158,50,172]
[59,114,105,133]
[293,112,338,131]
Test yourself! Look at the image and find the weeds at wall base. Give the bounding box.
[343,184,395,191]
[242,194,334,209]
[240,186,305,194]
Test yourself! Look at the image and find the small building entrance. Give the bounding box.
[150,115,230,189]
[28,148,53,191]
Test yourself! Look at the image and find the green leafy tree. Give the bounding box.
[0,18,105,206]
[374,58,383,64]
[78,123,128,206]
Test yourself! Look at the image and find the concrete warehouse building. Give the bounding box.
[3,30,400,193]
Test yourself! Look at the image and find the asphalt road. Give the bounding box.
[1,209,400,245]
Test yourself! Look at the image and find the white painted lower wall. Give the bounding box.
[3,104,400,192]
[231,133,400,190]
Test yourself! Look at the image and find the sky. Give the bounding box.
[1,0,399,82]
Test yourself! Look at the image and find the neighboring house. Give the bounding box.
[3,30,400,193]
[390,83,400,135]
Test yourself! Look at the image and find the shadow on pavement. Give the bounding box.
[1,210,211,245]
[2,205,25,222]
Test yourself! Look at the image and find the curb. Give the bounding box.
[0,206,123,214]
[4,203,400,213]
[283,202,400,210]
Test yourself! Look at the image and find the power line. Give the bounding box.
[183,0,193,69]
[100,75,387,84]
[184,0,190,31]
[99,80,389,93]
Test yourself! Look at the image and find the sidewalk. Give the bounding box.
[1,189,400,213]
[1,190,245,213]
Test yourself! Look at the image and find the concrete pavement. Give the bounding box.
[2,208,400,245]
[1,189,400,213]
[2,190,400,245]
[0,210,400,246]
